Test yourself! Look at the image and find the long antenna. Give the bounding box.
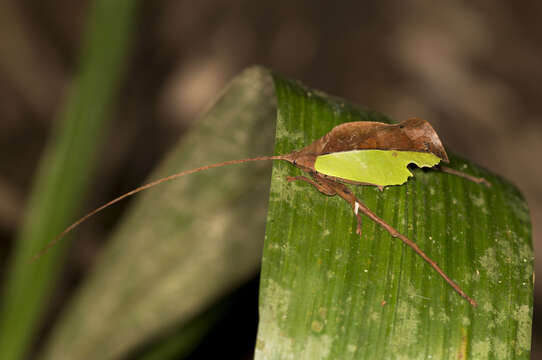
[32,155,286,261]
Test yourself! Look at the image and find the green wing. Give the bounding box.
[314,150,441,186]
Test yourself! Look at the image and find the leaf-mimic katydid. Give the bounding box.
[34,118,490,306]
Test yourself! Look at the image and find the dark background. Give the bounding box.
[1,1,540,358]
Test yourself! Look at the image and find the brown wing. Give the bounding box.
[320,118,448,162]
[286,118,449,172]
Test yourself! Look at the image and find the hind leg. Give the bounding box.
[439,166,491,187]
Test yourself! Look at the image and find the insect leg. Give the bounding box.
[288,172,477,305]
[326,178,478,306]
[439,166,491,187]
[286,176,337,196]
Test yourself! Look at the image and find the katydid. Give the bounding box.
[34,117,489,306]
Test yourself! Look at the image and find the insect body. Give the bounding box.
[36,118,488,306]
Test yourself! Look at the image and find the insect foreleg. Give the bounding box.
[302,175,364,236]
[286,175,337,196]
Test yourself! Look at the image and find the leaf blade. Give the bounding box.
[256,73,533,359]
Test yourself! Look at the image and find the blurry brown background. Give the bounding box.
[1,0,541,358]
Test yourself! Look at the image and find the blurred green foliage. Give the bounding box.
[0,1,138,359]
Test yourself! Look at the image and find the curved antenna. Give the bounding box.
[31,155,286,261]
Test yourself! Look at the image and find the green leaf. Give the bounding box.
[256,73,533,359]
[35,66,532,360]
[315,150,441,186]
[0,1,138,359]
